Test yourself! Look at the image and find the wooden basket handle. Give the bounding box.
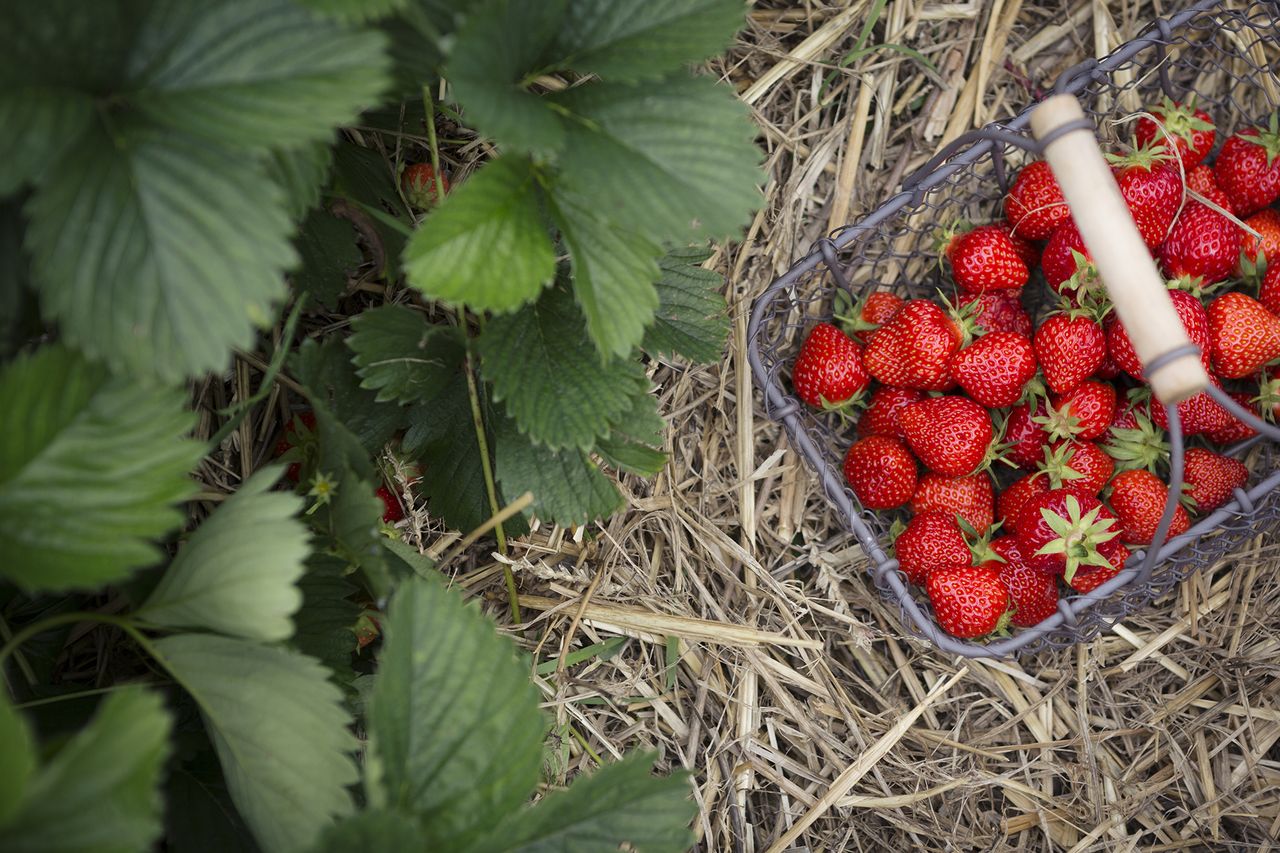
[1029,94,1210,404]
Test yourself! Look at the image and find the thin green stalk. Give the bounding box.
[208,297,306,451]
[422,86,447,207]
[0,612,37,688]
[16,682,166,711]
[0,612,162,675]
[568,724,604,766]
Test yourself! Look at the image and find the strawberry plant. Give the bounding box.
[1,0,763,849]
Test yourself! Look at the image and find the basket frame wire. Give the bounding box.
[746,0,1280,657]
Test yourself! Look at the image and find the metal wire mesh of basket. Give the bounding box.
[747,0,1280,657]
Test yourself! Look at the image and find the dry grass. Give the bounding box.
[195,1,1280,850]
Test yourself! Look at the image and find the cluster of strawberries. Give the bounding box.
[792,99,1280,640]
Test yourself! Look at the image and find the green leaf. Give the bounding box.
[127,0,390,151]
[298,0,411,22]
[25,125,297,381]
[292,209,361,310]
[0,90,93,195]
[311,468,391,601]
[368,577,545,847]
[549,191,661,359]
[348,306,465,404]
[313,810,423,852]
[552,75,761,242]
[154,634,358,853]
[0,345,202,593]
[471,751,696,853]
[495,416,624,525]
[292,554,362,682]
[403,156,556,313]
[138,468,308,641]
[267,138,336,221]
[555,0,744,81]
[596,385,667,476]
[643,245,729,363]
[330,141,410,270]
[596,437,667,477]
[0,200,36,358]
[0,693,36,826]
[477,286,648,450]
[163,762,259,853]
[294,337,409,457]
[446,0,568,155]
[382,539,438,580]
[0,689,172,853]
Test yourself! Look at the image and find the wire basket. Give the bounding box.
[747,0,1280,657]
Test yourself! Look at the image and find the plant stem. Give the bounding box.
[568,724,604,766]
[0,612,37,688]
[462,345,521,624]
[422,85,447,206]
[208,296,306,452]
[0,612,162,675]
[16,682,167,710]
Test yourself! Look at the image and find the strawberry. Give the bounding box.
[1039,440,1114,498]
[1148,377,1233,438]
[1262,262,1280,316]
[1158,202,1243,285]
[1213,117,1280,215]
[401,162,450,208]
[959,290,1032,337]
[1239,208,1280,275]
[1041,380,1116,442]
[274,410,318,483]
[1203,391,1259,444]
[1067,540,1131,593]
[899,396,994,477]
[1111,144,1184,247]
[1206,291,1280,378]
[992,537,1059,627]
[843,435,917,510]
[858,386,925,439]
[1034,311,1106,395]
[839,290,905,344]
[1181,447,1248,513]
[792,323,869,407]
[1186,164,1233,212]
[997,471,1049,532]
[1041,219,1100,302]
[910,471,995,534]
[863,299,962,390]
[893,512,971,585]
[1107,288,1212,380]
[1103,401,1170,473]
[1004,160,1070,240]
[1135,98,1216,170]
[926,561,1010,638]
[1004,400,1052,469]
[994,223,1040,269]
[949,331,1037,408]
[1013,489,1120,581]
[377,485,405,523]
[1107,469,1191,545]
[945,224,1029,293]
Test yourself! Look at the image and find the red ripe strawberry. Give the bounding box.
[926,561,1010,638]
[1041,219,1100,302]
[858,386,924,439]
[893,512,971,586]
[1040,440,1114,498]
[1042,380,1116,441]
[1135,98,1216,170]
[1207,292,1280,378]
[401,162,450,208]
[792,323,869,408]
[1148,377,1233,438]
[1213,119,1280,215]
[997,471,1049,532]
[1014,489,1120,581]
[1004,400,1052,469]
[1068,540,1131,593]
[843,435,917,510]
[1107,469,1191,545]
[949,331,1037,408]
[841,291,905,344]
[1261,262,1280,316]
[1181,447,1248,513]
[1107,288,1212,380]
[959,290,1032,337]
[899,396,994,477]
[1186,164,1233,212]
[1158,202,1243,285]
[377,485,405,523]
[945,224,1029,293]
[863,300,962,390]
[1034,312,1106,395]
[1202,391,1259,444]
[1004,160,1070,240]
[1111,145,1184,247]
[994,222,1040,269]
[992,537,1059,627]
[1239,208,1280,275]
[910,471,995,534]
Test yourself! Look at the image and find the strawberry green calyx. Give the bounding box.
[957,516,1004,564]
[1104,411,1170,473]
[1254,374,1280,423]
[1039,443,1089,490]
[1105,139,1172,171]
[937,288,986,347]
[1149,95,1215,141]
[1257,113,1280,168]
[1034,494,1120,583]
[1033,400,1085,442]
